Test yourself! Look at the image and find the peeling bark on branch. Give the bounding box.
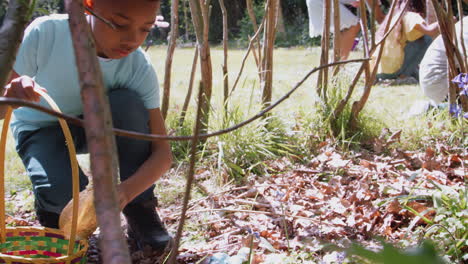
[64,1,131,263]
[0,0,32,92]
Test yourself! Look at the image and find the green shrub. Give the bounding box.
[207,107,297,181]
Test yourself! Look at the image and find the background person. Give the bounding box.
[306,0,385,60]
[375,0,440,83]
[419,18,468,104]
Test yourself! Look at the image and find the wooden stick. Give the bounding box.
[171,208,321,223]
[168,81,205,264]
[261,0,279,108]
[246,0,262,71]
[188,0,213,136]
[229,18,266,96]
[317,0,331,102]
[161,0,180,119]
[219,0,229,112]
[332,0,341,69]
[65,1,131,263]
[178,48,199,127]
[359,0,371,81]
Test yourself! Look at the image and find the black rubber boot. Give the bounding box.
[123,198,172,251]
[36,210,60,228]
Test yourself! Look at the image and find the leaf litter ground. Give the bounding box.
[6,139,466,263]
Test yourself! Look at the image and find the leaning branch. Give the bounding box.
[168,81,204,264]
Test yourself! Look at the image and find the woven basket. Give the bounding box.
[0,91,88,264]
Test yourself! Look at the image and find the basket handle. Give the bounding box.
[0,91,80,256]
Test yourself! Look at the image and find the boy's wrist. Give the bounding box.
[117,182,133,210]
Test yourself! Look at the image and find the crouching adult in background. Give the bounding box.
[420,18,468,104]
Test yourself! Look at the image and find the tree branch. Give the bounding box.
[65,0,131,263]
[161,0,180,119]
[168,81,204,264]
[0,0,32,92]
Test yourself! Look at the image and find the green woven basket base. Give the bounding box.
[0,236,87,263]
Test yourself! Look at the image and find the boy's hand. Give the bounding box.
[4,76,47,105]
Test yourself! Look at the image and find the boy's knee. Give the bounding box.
[35,186,71,214]
[108,88,149,132]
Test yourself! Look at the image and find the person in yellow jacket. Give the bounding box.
[375,0,440,82]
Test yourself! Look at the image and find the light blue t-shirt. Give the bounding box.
[12,14,160,140]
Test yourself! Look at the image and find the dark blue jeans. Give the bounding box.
[15,89,154,214]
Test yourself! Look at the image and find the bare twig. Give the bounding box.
[359,0,370,61]
[0,59,367,142]
[229,18,266,96]
[261,0,279,108]
[317,0,331,102]
[171,208,321,223]
[359,0,371,80]
[168,81,205,264]
[246,0,262,71]
[219,0,229,112]
[161,0,180,119]
[188,0,213,136]
[178,48,199,127]
[234,199,271,208]
[332,0,341,71]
